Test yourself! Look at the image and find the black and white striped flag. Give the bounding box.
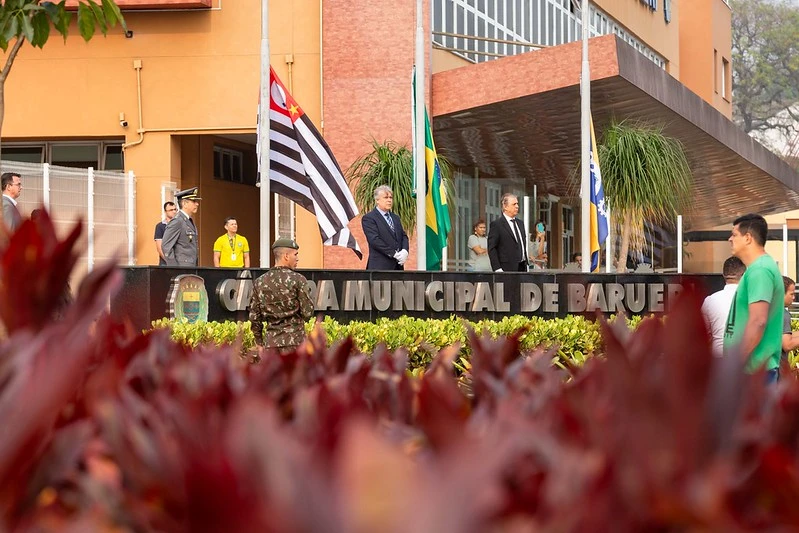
[265,67,362,259]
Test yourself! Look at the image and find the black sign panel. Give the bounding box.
[111,267,724,331]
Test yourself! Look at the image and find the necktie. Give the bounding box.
[385,212,395,233]
[512,219,524,262]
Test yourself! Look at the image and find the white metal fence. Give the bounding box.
[433,0,666,68]
[1,161,136,283]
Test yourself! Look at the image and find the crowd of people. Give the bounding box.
[2,172,789,382]
[140,187,793,381]
[701,213,791,383]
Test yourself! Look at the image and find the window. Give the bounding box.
[213,146,244,183]
[714,49,718,94]
[104,145,125,171]
[484,181,502,226]
[664,0,671,23]
[1,141,124,170]
[276,195,295,240]
[538,197,552,264]
[3,146,44,163]
[721,57,730,99]
[454,170,475,270]
[562,205,574,266]
[51,144,100,168]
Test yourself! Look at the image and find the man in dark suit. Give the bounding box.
[162,187,201,266]
[488,193,528,272]
[362,185,409,270]
[1,172,23,232]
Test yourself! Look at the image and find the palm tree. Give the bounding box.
[598,120,693,272]
[347,139,454,236]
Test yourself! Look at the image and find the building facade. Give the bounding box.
[2,0,793,274]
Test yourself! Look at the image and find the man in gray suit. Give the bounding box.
[161,187,201,266]
[1,172,23,232]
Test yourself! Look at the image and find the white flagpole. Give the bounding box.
[677,214,683,273]
[784,223,789,275]
[259,0,271,267]
[415,0,426,270]
[605,203,612,273]
[580,0,591,273]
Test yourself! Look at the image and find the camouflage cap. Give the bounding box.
[272,238,299,250]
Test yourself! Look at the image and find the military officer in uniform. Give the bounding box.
[162,187,201,266]
[249,238,315,357]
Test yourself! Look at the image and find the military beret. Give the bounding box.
[272,238,299,250]
[175,187,202,201]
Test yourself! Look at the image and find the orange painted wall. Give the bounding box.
[2,0,326,267]
[432,48,472,74]
[594,0,681,78]
[678,0,733,118]
[270,0,324,270]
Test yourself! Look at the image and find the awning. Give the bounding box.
[431,35,799,229]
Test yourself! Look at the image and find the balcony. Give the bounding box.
[432,0,665,68]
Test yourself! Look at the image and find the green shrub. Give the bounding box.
[152,314,636,370]
[151,318,255,353]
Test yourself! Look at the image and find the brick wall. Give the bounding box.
[322,0,431,270]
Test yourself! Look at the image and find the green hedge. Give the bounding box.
[150,314,647,369]
[150,318,256,353]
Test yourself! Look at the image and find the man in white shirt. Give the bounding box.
[702,256,745,357]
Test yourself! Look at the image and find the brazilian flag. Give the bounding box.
[424,109,451,271]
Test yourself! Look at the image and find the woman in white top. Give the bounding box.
[529,222,548,269]
[467,219,491,271]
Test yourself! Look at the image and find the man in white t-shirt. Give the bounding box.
[702,256,746,357]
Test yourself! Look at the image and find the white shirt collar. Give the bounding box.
[3,194,17,206]
[376,207,390,216]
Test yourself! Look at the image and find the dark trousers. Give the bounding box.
[501,261,528,272]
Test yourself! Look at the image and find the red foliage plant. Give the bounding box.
[1,211,799,532]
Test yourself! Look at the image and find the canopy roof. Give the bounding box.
[431,35,799,229]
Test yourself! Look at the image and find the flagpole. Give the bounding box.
[580,0,591,273]
[414,0,426,270]
[605,203,612,273]
[259,0,271,267]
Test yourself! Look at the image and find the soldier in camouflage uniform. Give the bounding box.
[249,238,314,356]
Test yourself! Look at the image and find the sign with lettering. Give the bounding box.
[210,271,716,320]
[111,268,723,331]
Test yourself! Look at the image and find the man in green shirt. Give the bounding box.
[723,213,783,383]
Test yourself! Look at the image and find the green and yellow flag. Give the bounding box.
[424,108,451,270]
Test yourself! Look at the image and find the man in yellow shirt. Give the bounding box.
[213,217,250,268]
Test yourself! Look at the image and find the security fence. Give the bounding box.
[1,161,136,283]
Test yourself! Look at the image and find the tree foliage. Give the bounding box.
[347,139,455,237]
[598,120,693,272]
[0,0,124,53]
[731,0,799,141]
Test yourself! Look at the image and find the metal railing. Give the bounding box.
[432,0,666,68]
[1,161,137,283]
